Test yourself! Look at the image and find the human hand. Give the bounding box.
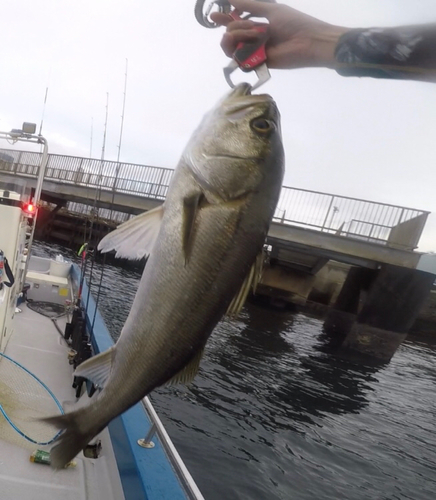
[210,0,348,70]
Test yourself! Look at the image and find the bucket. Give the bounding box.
[49,260,71,278]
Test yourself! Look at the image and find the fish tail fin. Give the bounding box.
[44,409,100,469]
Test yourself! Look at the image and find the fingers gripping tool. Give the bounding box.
[224,10,270,90]
[195,1,271,90]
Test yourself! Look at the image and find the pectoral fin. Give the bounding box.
[226,251,265,317]
[98,205,164,260]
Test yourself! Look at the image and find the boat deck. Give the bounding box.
[1,302,125,500]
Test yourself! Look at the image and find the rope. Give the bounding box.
[0,352,64,445]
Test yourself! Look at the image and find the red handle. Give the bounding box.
[229,10,268,72]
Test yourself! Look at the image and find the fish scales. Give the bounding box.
[45,83,285,468]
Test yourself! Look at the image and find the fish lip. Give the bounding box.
[202,153,259,161]
[231,82,252,97]
[225,85,275,117]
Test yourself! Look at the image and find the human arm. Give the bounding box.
[211,0,436,81]
[210,0,348,70]
[335,25,436,81]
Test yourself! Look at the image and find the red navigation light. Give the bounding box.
[22,202,37,216]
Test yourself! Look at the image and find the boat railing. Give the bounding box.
[0,127,49,288]
[140,396,205,500]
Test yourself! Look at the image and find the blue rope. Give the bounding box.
[0,352,64,445]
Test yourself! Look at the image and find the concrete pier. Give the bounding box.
[325,264,435,361]
[324,267,375,335]
[35,205,117,249]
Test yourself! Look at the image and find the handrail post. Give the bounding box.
[137,422,156,448]
[75,158,84,184]
[14,151,22,174]
[397,207,405,225]
[19,135,49,290]
[321,196,334,232]
[157,168,166,199]
[113,162,121,191]
[33,138,49,203]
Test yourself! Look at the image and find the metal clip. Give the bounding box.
[194,0,232,28]
[224,60,270,91]
[195,0,272,90]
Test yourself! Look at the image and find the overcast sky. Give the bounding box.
[1,0,435,250]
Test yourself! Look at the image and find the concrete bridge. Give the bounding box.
[0,147,434,362]
[0,147,429,269]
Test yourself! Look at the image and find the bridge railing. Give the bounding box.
[273,186,429,250]
[0,149,173,200]
[66,201,132,224]
[0,148,430,250]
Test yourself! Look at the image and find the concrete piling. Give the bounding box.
[326,264,436,361]
[324,267,375,336]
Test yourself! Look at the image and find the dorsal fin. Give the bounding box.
[98,205,164,260]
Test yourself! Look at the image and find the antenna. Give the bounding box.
[38,87,49,136]
[101,93,109,161]
[117,58,128,163]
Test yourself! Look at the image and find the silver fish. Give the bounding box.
[47,83,285,468]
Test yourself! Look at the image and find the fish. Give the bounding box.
[47,82,285,468]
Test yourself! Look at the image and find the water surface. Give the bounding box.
[33,241,436,499]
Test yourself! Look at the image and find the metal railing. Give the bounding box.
[0,148,430,250]
[0,149,173,200]
[139,397,205,500]
[66,201,131,224]
[272,186,429,250]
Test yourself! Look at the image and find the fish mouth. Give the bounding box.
[202,153,259,161]
[230,82,252,97]
[225,83,275,117]
[229,82,272,100]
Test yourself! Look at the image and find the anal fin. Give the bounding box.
[226,251,265,317]
[165,347,205,386]
[74,346,115,388]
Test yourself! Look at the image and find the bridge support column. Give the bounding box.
[34,203,64,239]
[324,266,375,336]
[342,265,435,361]
[257,265,316,306]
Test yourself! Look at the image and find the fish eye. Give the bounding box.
[251,118,274,134]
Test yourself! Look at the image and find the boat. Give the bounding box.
[0,124,204,500]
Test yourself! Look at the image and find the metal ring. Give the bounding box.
[194,0,230,28]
